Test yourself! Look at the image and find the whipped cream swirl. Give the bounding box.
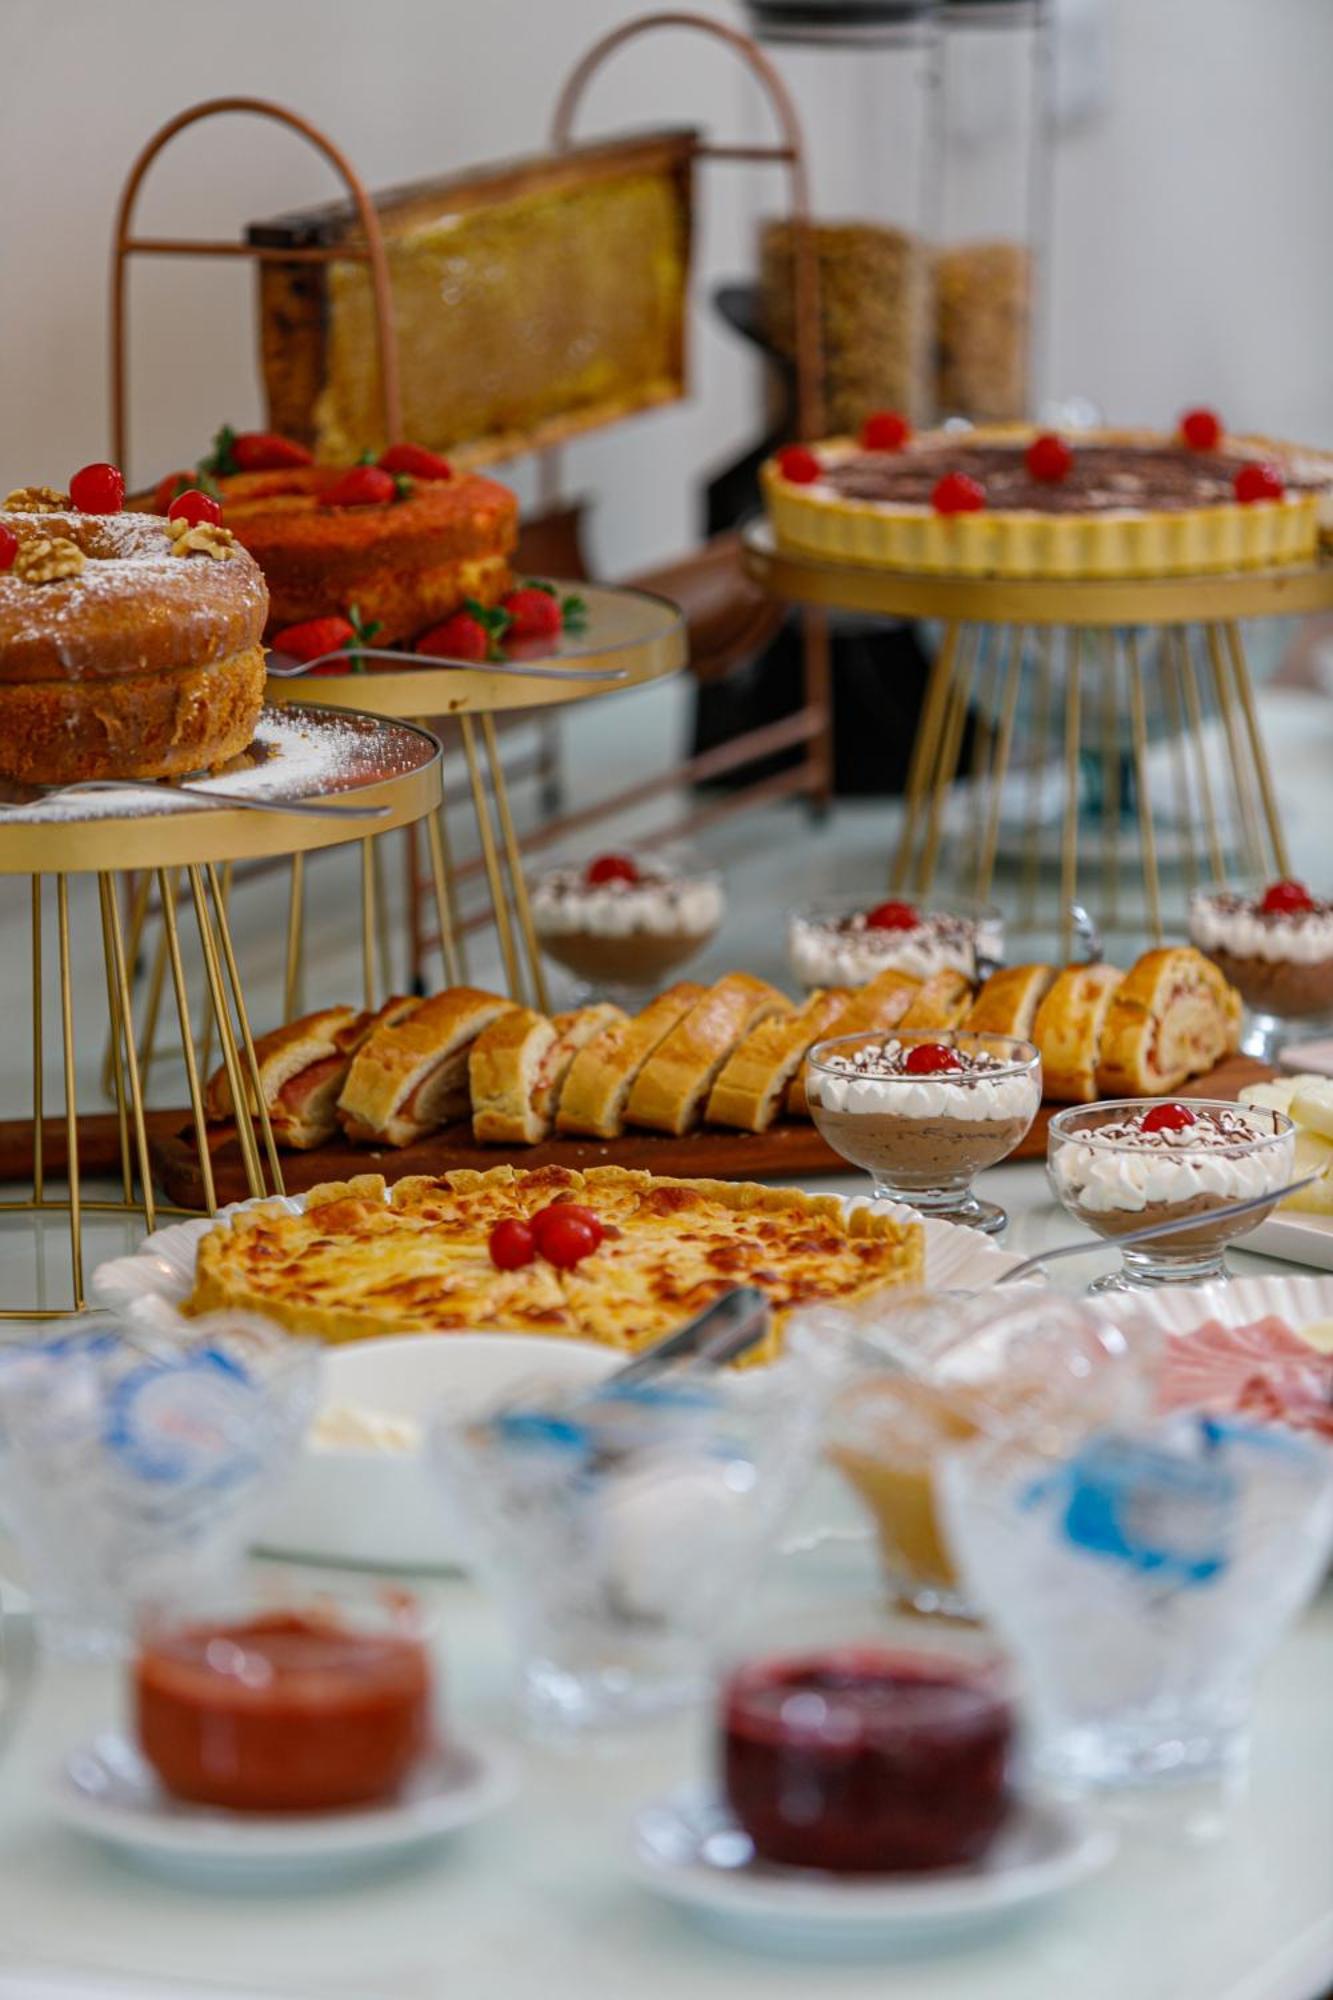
[1190,892,1333,965]
[810,1039,1039,1123]
[1052,1108,1294,1216]
[789,908,999,988]
[532,870,724,941]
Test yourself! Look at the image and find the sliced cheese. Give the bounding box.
[1291,1077,1333,1143]
[1282,1127,1333,1214]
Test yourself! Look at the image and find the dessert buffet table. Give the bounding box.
[0,1162,1328,2000]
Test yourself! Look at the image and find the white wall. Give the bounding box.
[2,0,1331,575]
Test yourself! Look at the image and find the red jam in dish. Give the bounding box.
[135,1612,432,1813]
[721,1649,1011,1874]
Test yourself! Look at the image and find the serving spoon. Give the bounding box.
[0,779,390,822]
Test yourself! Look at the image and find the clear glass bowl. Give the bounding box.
[1189,882,1333,1062]
[787,896,1003,993]
[1047,1099,1296,1291]
[806,1029,1040,1236]
[529,845,725,1001]
[939,1414,1333,1792]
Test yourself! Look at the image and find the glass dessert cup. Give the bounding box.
[806,1029,1041,1236]
[1189,880,1333,1063]
[1046,1099,1296,1292]
[133,1589,434,1813]
[789,1292,1154,1618]
[787,895,1003,993]
[720,1648,1013,1874]
[939,1415,1333,1794]
[529,845,724,1002]
[430,1362,823,1740]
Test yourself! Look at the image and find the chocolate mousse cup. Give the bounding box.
[1189,884,1333,1061]
[806,1030,1042,1237]
[1047,1099,1296,1291]
[529,852,724,999]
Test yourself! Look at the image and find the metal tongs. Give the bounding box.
[997,1172,1323,1286]
[603,1286,772,1389]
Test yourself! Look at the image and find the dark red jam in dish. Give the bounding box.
[721,1649,1011,1874]
[135,1611,432,1813]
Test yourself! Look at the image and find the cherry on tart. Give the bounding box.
[584,853,640,887]
[931,472,986,516]
[166,489,223,529]
[489,1218,537,1270]
[1025,432,1073,484]
[1234,462,1285,504]
[0,525,16,571]
[903,1042,963,1076]
[69,462,125,514]
[861,410,911,452]
[1179,407,1223,451]
[1140,1102,1197,1135]
[1260,879,1316,915]
[864,900,919,932]
[777,445,821,485]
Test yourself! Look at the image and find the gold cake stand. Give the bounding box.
[5,705,442,1315]
[266,582,687,1017]
[742,523,1333,952]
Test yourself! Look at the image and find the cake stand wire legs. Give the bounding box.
[57,875,82,1308]
[1177,631,1227,882]
[1018,629,1056,930]
[425,805,463,988]
[1059,629,1083,960]
[975,625,1024,903]
[30,876,43,1205]
[157,868,216,1216]
[1161,633,1197,894]
[203,862,283,1198]
[96,877,134,1207]
[284,852,305,1023]
[1221,620,1290,877]
[481,713,549,1013]
[1205,623,1265,878]
[892,620,959,893]
[1125,630,1163,945]
[1098,629,1121,932]
[98,872,157,1236]
[460,715,522,1001]
[915,624,978,895]
[359,840,377,1011]
[187,864,265,1201]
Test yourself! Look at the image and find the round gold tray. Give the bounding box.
[265,583,688,717]
[0,705,442,873]
[741,520,1333,627]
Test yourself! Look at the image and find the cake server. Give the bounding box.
[995,1171,1323,1286]
[0,779,391,822]
[267,644,628,684]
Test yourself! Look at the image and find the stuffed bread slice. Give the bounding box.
[1096,946,1242,1097]
[1033,962,1124,1102]
[339,986,514,1146]
[706,988,850,1132]
[899,968,974,1031]
[468,1003,628,1144]
[555,983,704,1139]
[965,963,1058,1040]
[203,998,419,1150]
[626,973,792,1136]
[786,966,922,1117]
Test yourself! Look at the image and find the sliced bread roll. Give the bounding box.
[786,966,922,1117]
[626,973,791,1136]
[899,967,974,1031]
[965,963,1057,1040]
[204,998,419,1149]
[706,988,849,1132]
[339,987,514,1146]
[1096,946,1242,1097]
[555,983,703,1139]
[1033,963,1124,1103]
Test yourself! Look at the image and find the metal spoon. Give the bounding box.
[604,1286,772,1389]
[267,644,628,685]
[0,778,391,822]
[996,1171,1322,1286]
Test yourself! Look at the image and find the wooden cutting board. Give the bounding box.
[148,1052,1278,1213]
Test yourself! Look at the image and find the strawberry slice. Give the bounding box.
[269,616,357,664]
[501,585,563,641]
[378,442,453,480]
[319,465,398,508]
[202,425,314,476]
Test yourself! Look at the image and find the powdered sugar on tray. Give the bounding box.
[0,707,435,824]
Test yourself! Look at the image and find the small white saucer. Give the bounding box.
[52,1732,517,1890]
[629,1789,1115,1956]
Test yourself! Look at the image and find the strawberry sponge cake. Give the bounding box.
[148,428,518,648]
[0,461,267,785]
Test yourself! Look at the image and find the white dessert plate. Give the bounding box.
[1243,1210,1333,1272]
[1094,1268,1333,1338]
[628,1788,1114,1956]
[53,1732,517,1890]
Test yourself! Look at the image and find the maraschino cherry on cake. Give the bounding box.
[145,426,519,649]
[764,409,1333,579]
[0,463,267,785]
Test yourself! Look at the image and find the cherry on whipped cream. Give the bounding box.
[584,853,640,887]
[1260,879,1316,915]
[864,900,919,932]
[1026,432,1073,484]
[1141,1102,1197,1135]
[904,1042,964,1076]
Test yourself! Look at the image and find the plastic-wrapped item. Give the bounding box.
[0,1311,318,1659]
[939,1413,1333,1789]
[789,1289,1155,1614]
